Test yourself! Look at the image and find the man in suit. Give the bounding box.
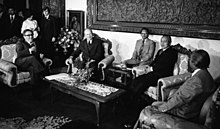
[151,49,216,121]
[15,29,47,99]
[1,7,23,40]
[123,27,155,67]
[128,35,178,99]
[66,28,104,78]
[40,6,57,59]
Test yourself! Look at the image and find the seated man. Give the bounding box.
[66,28,104,79]
[128,35,178,99]
[15,29,48,99]
[151,49,216,122]
[123,27,155,68]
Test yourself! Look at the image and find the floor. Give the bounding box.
[0,78,153,129]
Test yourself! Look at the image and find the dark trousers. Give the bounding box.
[128,72,160,99]
[16,55,45,85]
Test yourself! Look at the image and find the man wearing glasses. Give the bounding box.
[15,29,47,100]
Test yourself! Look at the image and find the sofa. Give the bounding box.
[0,36,52,87]
[133,79,220,129]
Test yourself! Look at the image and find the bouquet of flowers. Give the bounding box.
[55,27,80,53]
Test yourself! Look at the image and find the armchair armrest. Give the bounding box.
[98,55,115,69]
[157,72,191,101]
[134,106,208,129]
[98,55,115,81]
[0,59,17,87]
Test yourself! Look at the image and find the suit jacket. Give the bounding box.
[15,39,42,64]
[130,38,155,65]
[162,69,215,120]
[150,47,178,77]
[40,15,57,42]
[1,14,23,39]
[71,37,104,64]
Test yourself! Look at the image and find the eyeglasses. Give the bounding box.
[24,34,33,37]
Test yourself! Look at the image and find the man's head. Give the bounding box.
[8,8,15,15]
[140,27,149,40]
[42,7,50,17]
[23,29,34,43]
[188,49,210,72]
[160,35,171,49]
[84,28,93,41]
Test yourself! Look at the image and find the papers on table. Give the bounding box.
[45,73,69,80]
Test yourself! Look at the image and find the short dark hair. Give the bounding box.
[162,35,172,45]
[190,49,210,69]
[140,27,149,34]
[42,6,50,13]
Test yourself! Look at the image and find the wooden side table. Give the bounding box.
[105,64,133,89]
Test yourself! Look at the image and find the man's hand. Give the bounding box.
[29,46,36,53]
[40,53,44,59]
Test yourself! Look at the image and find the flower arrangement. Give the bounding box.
[54,27,80,53]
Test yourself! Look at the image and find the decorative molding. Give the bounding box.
[87,0,220,40]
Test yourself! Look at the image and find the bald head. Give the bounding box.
[84,28,93,41]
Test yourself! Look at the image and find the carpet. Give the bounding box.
[0,116,72,129]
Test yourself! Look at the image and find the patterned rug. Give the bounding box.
[0,116,72,129]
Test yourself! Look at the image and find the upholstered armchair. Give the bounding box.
[133,85,220,129]
[65,34,115,80]
[0,36,52,87]
[143,44,192,100]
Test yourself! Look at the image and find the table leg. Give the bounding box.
[94,101,100,126]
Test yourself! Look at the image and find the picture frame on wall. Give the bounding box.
[67,10,85,39]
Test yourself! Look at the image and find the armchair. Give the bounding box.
[133,82,220,129]
[143,44,192,100]
[0,36,52,87]
[65,35,114,81]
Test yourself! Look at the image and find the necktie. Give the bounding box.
[158,49,163,55]
[139,40,145,59]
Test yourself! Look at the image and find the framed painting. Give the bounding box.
[87,0,220,40]
[67,10,85,38]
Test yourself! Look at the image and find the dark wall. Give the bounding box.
[3,0,26,11]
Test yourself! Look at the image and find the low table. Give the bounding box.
[44,73,125,126]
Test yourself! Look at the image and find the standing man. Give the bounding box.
[123,27,155,67]
[66,28,104,78]
[1,7,23,40]
[40,6,57,59]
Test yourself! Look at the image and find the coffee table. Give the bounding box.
[44,73,126,126]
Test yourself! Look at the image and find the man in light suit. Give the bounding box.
[152,49,216,121]
[66,28,104,77]
[123,27,155,67]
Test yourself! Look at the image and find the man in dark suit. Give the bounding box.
[15,29,47,99]
[1,7,23,40]
[128,35,178,99]
[40,6,57,59]
[151,49,216,121]
[66,28,104,78]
